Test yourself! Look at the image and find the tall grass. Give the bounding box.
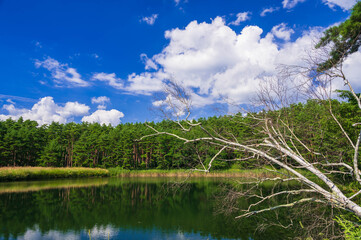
[107,167,280,178]
[0,167,284,181]
[0,178,109,193]
[0,167,109,181]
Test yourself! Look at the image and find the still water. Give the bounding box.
[0,177,296,240]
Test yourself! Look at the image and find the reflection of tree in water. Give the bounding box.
[215,180,346,239]
[0,179,311,240]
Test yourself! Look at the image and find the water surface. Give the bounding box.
[0,177,296,240]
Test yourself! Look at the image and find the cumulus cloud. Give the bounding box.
[152,93,187,117]
[81,109,124,126]
[125,72,164,95]
[91,96,110,110]
[92,73,124,89]
[35,57,89,87]
[0,97,90,125]
[140,14,158,25]
[91,71,164,95]
[119,17,361,109]
[91,96,110,104]
[260,7,280,17]
[86,17,360,112]
[145,17,286,105]
[271,23,295,41]
[229,12,251,26]
[282,0,306,9]
[322,0,357,10]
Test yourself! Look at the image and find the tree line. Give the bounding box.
[0,95,359,170]
[0,113,239,169]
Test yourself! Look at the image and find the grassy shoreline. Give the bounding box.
[0,178,110,194]
[0,167,280,181]
[0,167,109,181]
[107,168,280,178]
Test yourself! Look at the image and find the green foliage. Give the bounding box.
[316,1,361,71]
[335,216,361,239]
[336,90,361,105]
[0,97,360,176]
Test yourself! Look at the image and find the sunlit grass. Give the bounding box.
[0,166,287,181]
[107,167,281,178]
[0,167,109,181]
[0,177,109,193]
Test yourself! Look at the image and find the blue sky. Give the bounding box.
[0,0,359,125]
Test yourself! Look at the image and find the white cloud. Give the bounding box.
[81,109,124,126]
[0,97,90,125]
[18,225,119,240]
[6,99,15,104]
[229,12,251,26]
[140,14,158,25]
[322,0,357,10]
[91,96,110,104]
[342,51,361,90]
[35,57,60,70]
[86,17,360,112]
[119,17,326,108]
[152,94,186,117]
[0,96,127,126]
[91,71,164,95]
[35,57,89,87]
[0,94,35,103]
[91,96,110,110]
[148,17,282,105]
[59,101,90,118]
[140,53,158,70]
[125,72,164,95]
[260,7,280,16]
[271,23,295,41]
[282,0,306,9]
[92,73,124,89]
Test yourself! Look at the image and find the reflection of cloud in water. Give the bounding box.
[16,225,115,240]
[156,230,194,240]
[18,228,80,240]
[90,225,118,239]
[16,225,229,240]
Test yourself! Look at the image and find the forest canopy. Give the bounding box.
[0,96,360,171]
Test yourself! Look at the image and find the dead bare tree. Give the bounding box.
[138,37,361,224]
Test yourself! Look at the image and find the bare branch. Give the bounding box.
[206,146,226,172]
[353,129,361,183]
[235,198,325,218]
[327,99,356,149]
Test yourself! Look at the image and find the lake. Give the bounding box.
[0,177,301,240]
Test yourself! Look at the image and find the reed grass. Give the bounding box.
[107,167,280,178]
[0,167,285,181]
